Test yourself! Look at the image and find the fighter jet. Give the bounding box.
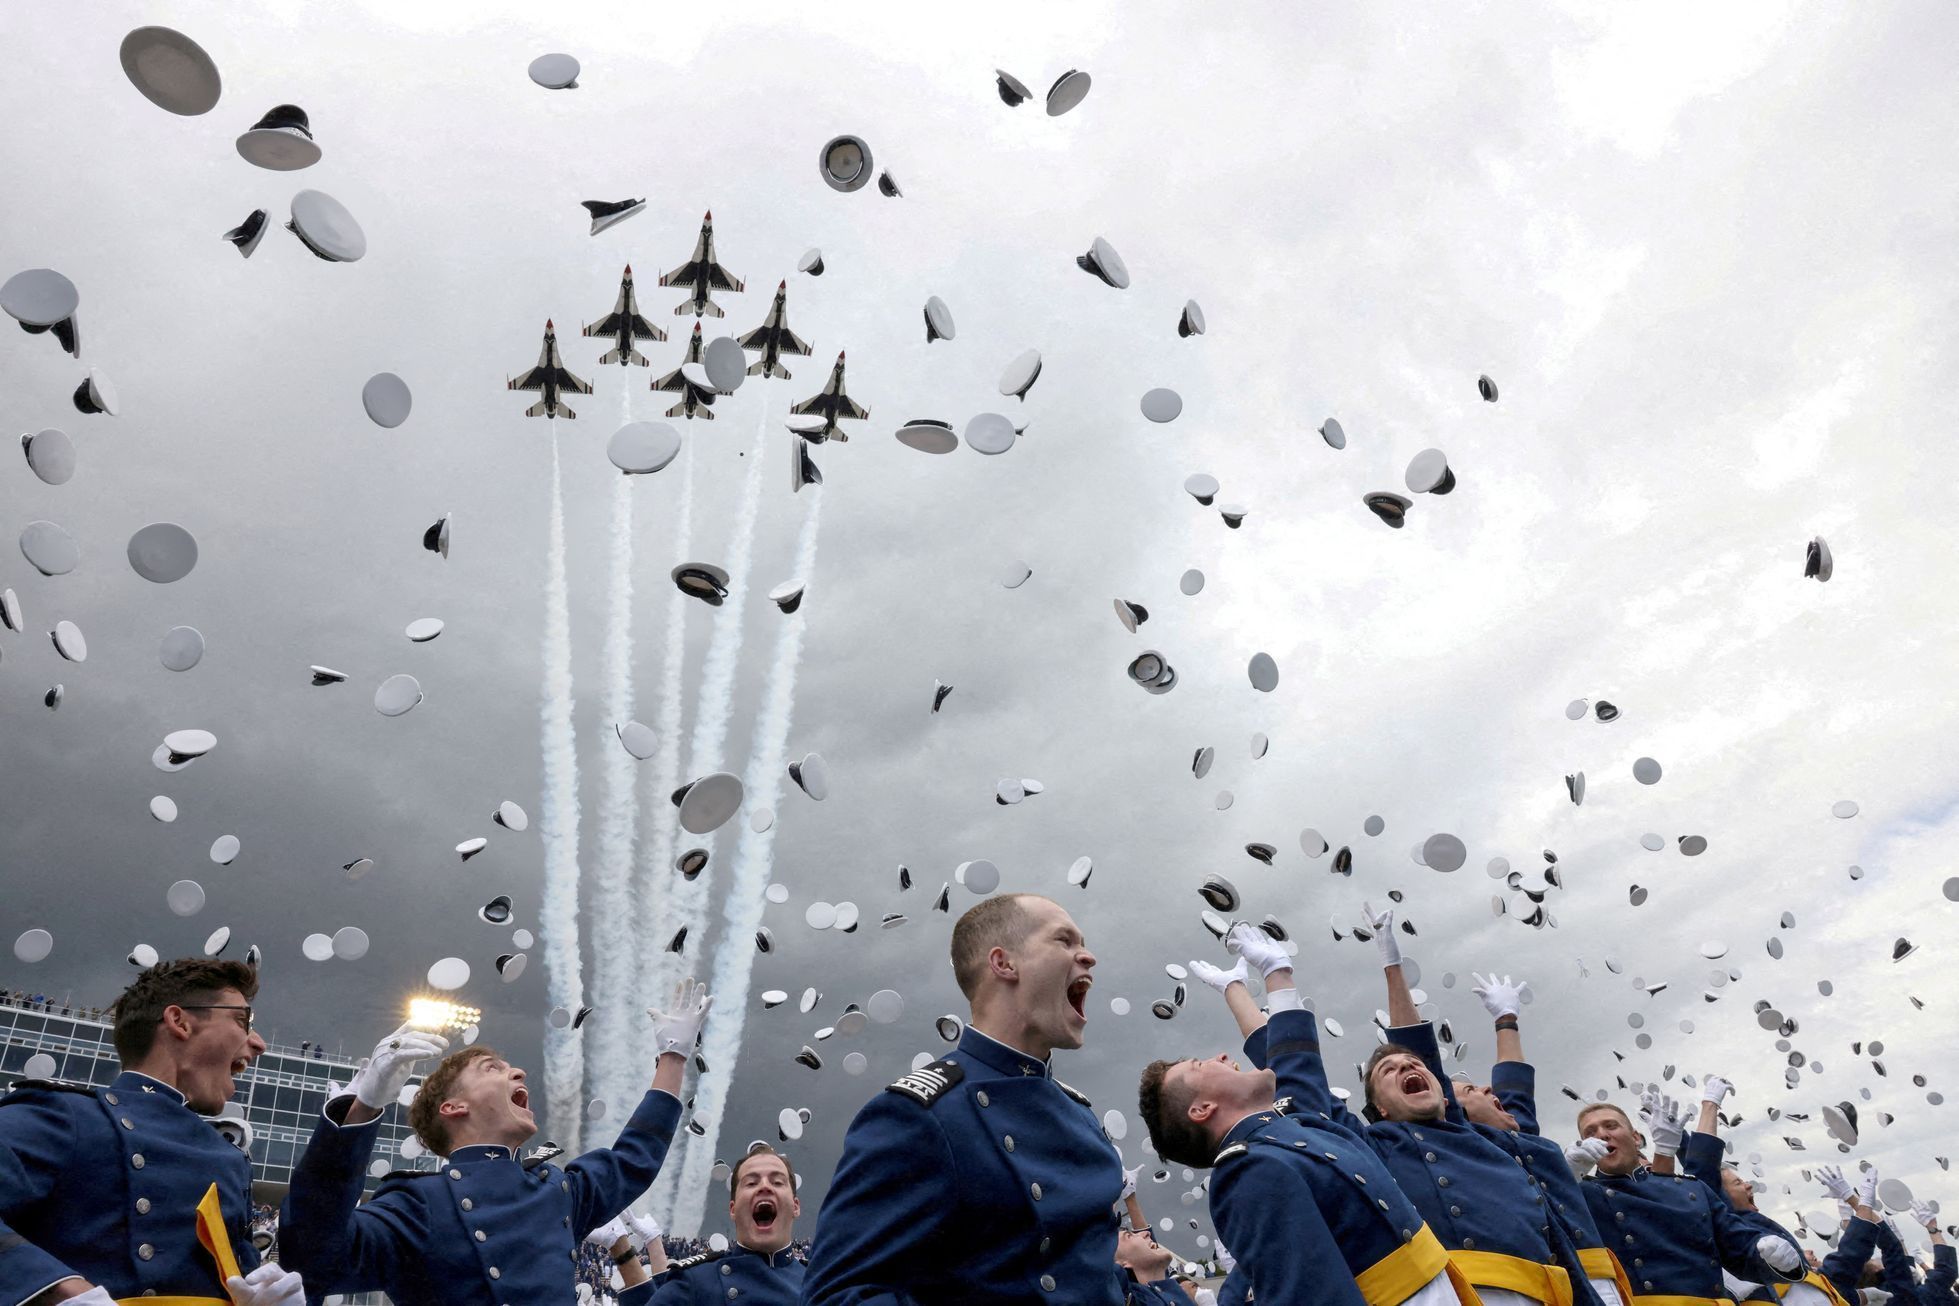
[787,351,870,443]
[583,265,667,366]
[737,281,813,379]
[507,320,593,419]
[652,323,718,421]
[658,211,744,318]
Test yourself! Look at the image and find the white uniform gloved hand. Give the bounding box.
[585,1215,631,1249]
[1818,1165,1855,1203]
[1363,902,1401,968]
[1859,1167,1882,1213]
[1756,1234,1803,1275]
[1215,1240,1236,1275]
[1565,1136,1612,1178]
[1640,1088,1685,1157]
[225,1263,307,1306]
[347,1022,450,1111]
[1863,1290,1892,1306]
[646,978,712,1058]
[623,1208,662,1253]
[63,1289,119,1305]
[1224,922,1292,980]
[1911,1200,1940,1231]
[1471,972,1529,1020]
[1121,1164,1140,1200]
[1702,1074,1734,1106]
[1189,956,1249,993]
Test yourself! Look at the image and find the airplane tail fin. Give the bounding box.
[627,348,651,367]
[600,348,624,366]
[699,300,725,319]
[526,398,549,417]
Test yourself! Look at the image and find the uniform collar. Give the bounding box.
[959,1025,1051,1079]
[732,1240,796,1268]
[1221,1107,1281,1147]
[448,1143,519,1165]
[114,1070,187,1105]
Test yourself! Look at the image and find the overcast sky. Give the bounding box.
[6,0,1959,1255]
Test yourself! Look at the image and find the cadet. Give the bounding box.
[1678,1075,1850,1306]
[1115,1228,1195,1305]
[1574,1088,1804,1306]
[1140,933,1476,1306]
[1233,913,1592,1306]
[801,894,1123,1303]
[645,1145,805,1303]
[0,956,306,1305]
[279,979,711,1305]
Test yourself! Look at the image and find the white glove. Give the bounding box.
[226,1263,307,1306]
[1121,1164,1140,1200]
[623,1208,663,1252]
[1216,1240,1236,1274]
[1819,1165,1855,1202]
[1702,1074,1734,1106]
[646,978,712,1057]
[1640,1088,1685,1156]
[64,1290,119,1305]
[1471,972,1529,1020]
[1863,1290,1892,1306]
[1224,922,1292,980]
[1858,1167,1881,1213]
[347,1022,450,1111]
[1757,1234,1802,1275]
[1190,956,1249,993]
[585,1215,631,1249]
[1566,1137,1612,1177]
[1363,902,1401,968]
[1911,1200,1939,1231]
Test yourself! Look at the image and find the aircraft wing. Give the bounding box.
[508,367,548,393]
[737,323,771,350]
[705,264,744,293]
[558,368,594,396]
[658,261,701,289]
[783,328,814,357]
[583,314,623,338]
[835,393,870,420]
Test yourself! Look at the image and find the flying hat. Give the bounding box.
[769,579,806,613]
[897,424,955,460]
[362,373,412,428]
[1140,388,1182,423]
[616,721,657,760]
[236,105,320,170]
[581,197,645,235]
[1198,876,1238,912]
[1076,237,1129,289]
[72,368,119,416]
[789,752,830,801]
[877,171,902,198]
[1245,843,1276,866]
[1477,374,1498,402]
[127,523,198,583]
[999,349,1042,400]
[51,621,87,662]
[1364,492,1412,528]
[217,211,269,261]
[1178,301,1206,337]
[456,838,486,860]
[287,189,366,262]
[1184,473,1219,505]
[1805,537,1832,582]
[964,412,1016,455]
[1319,418,1347,449]
[1219,504,1247,529]
[819,136,874,192]
[374,673,423,717]
[1046,69,1092,116]
[1404,449,1456,495]
[704,336,747,392]
[2,269,78,348]
[673,562,731,605]
[20,521,78,576]
[23,429,75,485]
[792,439,821,491]
[608,421,682,475]
[678,772,743,833]
[923,296,955,342]
[1114,599,1149,633]
[4,588,27,632]
[119,27,222,115]
[932,680,953,713]
[676,848,709,880]
[528,53,580,89]
[478,896,515,927]
[423,513,451,558]
[995,70,1032,106]
[799,248,825,276]
[1247,652,1279,692]
[160,627,205,672]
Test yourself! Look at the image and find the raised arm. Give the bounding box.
[1912,1201,1955,1296]
[1471,973,1538,1130]
[1680,1074,1734,1193]
[1220,927,1363,1136]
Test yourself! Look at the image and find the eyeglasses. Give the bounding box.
[179,1003,254,1033]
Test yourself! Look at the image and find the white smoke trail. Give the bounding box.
[539,426,586,1154]
[646,393,771,1217]
[670,487,824,1236]
[589,387,641,1124]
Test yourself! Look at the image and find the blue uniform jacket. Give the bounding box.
[1246,1016,1578,1305]
[1930,1243,1955,1300]
[0,1071,258,1303]
[800,1026,1124,1304]
[1122,1270,1196,1304]
[1214,1009,1457,1306]
[1817,1215,1879,1305]
[1218,1268,1249,1304]
[1678,1131,1823,1306]
[279,1087,680,1305]
[1579,1154,1800,1301]
[651,1242,805,1304]
[1487,1059,1613,1259]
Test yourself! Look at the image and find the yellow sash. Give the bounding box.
[1356,1224,1488,1306]
[1775,1273,1852,1306]
[1579,1244,1639,1306]
[115,1183,240,1306]
[1451,1248,1575,1306]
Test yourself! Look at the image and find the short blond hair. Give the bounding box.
[950,894,1049,1000]
[408,1046,497,1154]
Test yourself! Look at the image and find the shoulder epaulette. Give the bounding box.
[523,1142,565,1170]
[2,1077,97,1098]
[1272,1095,1296,1116]
[1214,1141,1250,1165]
[1054,1078,1091,1108]
[668,1248,726,1273]
[886,1058,964,1106]
[379,1168,436,1184]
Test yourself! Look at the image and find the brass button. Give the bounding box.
[138,1243,155,1260]
[1004,1136,1016,1152]
[105,1093,119,1105]
[1451,1205,1463,1217]
[1437,1176,1451,1188]
[475,1230,487,1242]
[120,1117,135,1130]
[1041,1275,1057,1292]
[728,1291,740,1301]
[1040,1237,1051,1253]
[722,1265,733,1276]
[977,1091,990,1107]
[1463,1237,1476,1250]
[489,1268,502,1280]
[461,1198,475,1211]
[1424,1151,1437,1162]
[132,1154,146,1169]
[1031,1182,1043,1200]
[450,1169,463,1180]
[135,1197,151,1214]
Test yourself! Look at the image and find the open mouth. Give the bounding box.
[511,1085,531,1112]
[751,1197,779,1230]
[1399,1070,1428,1096]
[1066,976,1091,1022]
[229,1057,250,1076]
